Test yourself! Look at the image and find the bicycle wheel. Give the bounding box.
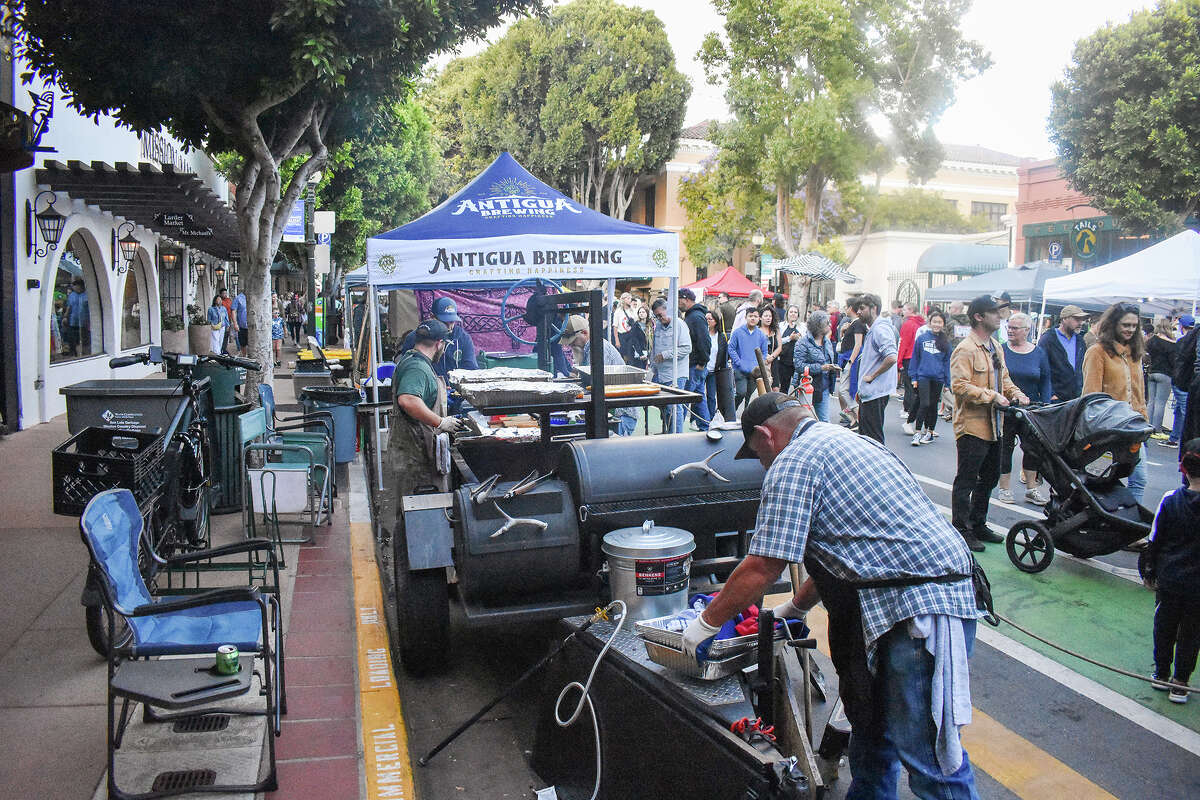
[171,425,211,549]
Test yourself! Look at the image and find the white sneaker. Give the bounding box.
[902,421,915,435]
[929,430,940,437]
[898,407,908,418]
[1025,488,1050,505]
[997,488,1016,503]
[919,431,934,445]
[911,432,923,446]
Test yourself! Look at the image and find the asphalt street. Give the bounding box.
[386,400,1199,800]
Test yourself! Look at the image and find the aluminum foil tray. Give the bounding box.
[574,364,648,386]
[459,380,582,408]
[641,639,763,680]
[635,613,792,658]
[449,367,553,385]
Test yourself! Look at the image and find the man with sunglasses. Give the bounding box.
[950,295,1030,551]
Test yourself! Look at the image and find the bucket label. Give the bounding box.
[634,555,691,597]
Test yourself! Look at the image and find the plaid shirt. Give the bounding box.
[748,421,979,667]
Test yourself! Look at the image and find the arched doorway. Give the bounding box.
[120,251,153,350]
[50,231,106,363]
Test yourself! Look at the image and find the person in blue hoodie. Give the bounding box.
[1141,438,1200,704]
[728,307,768,413]
[906,310,951,446]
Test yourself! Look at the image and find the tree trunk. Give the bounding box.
[776,183,796,258]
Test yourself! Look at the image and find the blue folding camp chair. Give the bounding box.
[80,488,285,799]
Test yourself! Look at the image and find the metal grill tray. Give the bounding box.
[635,613,798,658]
[641,638,767,680]
[569,616,747,705]
[573,364,647,386]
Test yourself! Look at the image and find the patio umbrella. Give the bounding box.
[773,252,861,284]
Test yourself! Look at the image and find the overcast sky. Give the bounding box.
[437,0,1156,160]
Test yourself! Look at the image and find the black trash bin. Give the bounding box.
[61,378,212,435]
[300,385,361,463]
[209,401,253,514]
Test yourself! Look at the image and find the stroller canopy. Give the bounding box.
[1024,394,1153,455]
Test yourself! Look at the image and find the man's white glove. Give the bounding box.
[772,597,807,622]
[436,416,462,433]
[682,614,721,664]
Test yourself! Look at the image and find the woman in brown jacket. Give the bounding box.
[1082,301,1148,503]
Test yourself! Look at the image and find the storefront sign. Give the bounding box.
[154,212,194,227]
[180,227,213,237]
[140,131,190,172]
[1072,219,1100,260]
[1023,215,1113,239]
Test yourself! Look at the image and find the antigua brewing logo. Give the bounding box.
[652,248,668,269]
[450,177,582,219]
[377,254,398,274]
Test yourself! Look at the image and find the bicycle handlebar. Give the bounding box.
[109,353,148,369]
[202,353,262,372]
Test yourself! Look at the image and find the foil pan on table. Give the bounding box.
[449,367,553,385]
[458,380,582,408]
[640,638,778,680]
[635,613,799,658]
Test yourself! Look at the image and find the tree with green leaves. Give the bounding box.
[864,188,991,235]
[428,0,690,219]
[677,152,775,269]
[15,0,537,385]
[699,0,988,271]
[1049,0,1200,234]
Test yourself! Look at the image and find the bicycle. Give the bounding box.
[78,346,260,655]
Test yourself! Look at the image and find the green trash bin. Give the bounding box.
[167,362,246,406]
[209,401,252,514]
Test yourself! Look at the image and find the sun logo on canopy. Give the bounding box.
[377,254,397,274]
[652,248,668,269]
[490,178,540,197]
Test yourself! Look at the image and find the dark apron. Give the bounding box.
[804,555,885,738]
[381,355,448,536]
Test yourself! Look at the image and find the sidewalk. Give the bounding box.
[0,344,406,799]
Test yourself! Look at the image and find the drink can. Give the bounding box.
[215,644,240,675]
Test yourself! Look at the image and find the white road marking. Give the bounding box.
[976,624,1200,759]
[914,472,1042,519]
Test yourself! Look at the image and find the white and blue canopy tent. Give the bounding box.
[355,152,681,487]
[1041,229,1200,317]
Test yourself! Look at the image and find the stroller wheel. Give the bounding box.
[1006,521,1055,573]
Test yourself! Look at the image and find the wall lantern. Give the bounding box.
[161,250,179,269]
[214,264,226,286]
[27,190,66,262]
[115,221,140,274]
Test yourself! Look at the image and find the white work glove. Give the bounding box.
[772,597,807,622]
[682,614,721,664]
[435,416,462,434]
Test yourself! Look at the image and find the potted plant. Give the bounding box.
[187,303,212,355]
[160,302,188,354]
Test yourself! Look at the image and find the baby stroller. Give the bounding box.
[1001,393,1154,573]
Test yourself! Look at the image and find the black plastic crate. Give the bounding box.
[52,428,167,516]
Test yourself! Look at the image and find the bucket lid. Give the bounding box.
[602,520,695,560]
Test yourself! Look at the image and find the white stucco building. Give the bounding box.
[1,68,237,431]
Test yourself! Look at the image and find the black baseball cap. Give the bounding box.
[413,318,452,342]
[967,294,1009,321]
[678,287,696,301]
[735,392,802,459]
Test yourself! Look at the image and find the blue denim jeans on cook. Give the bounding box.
[687,366,710,429]
[655,376,687,433]
[847,620,980,800]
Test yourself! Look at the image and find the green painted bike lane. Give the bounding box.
[974,544,1197,732]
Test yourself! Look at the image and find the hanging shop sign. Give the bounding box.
[1072,219,1100,261]
[282,199,306,243]
[180,227,214,237]
[154,212,194,227]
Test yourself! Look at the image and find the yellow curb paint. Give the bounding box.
[762,596,1118,800]
[352,521,417,799]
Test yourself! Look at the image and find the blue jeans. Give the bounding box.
[687,366,710,429]
[1127,457,1147,506]
[813,392,833,422]
[655,376,687,433]
[1171,387,1188,442]
[847,621,980,800]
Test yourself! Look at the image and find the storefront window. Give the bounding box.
[121,264,149,350]
[50,234,104,363]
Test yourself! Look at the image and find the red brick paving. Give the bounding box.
[284,684,357,721]
[269,755,360,799]
[278,718,359,760]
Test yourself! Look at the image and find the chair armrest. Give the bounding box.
[165,538,280,566]
[131,587,263,616]
[245,442,316,466]
[276,409,334,426]
[276,421,332,437]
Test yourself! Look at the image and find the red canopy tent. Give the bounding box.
[684,265,774,298]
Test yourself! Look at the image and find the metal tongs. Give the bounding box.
[469,474,501,505]
[502,469,557,500]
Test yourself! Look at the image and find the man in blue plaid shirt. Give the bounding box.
[684,393,982,799]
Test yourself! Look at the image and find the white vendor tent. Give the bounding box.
[354,152,681,488]
[1041,229,1200,316]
